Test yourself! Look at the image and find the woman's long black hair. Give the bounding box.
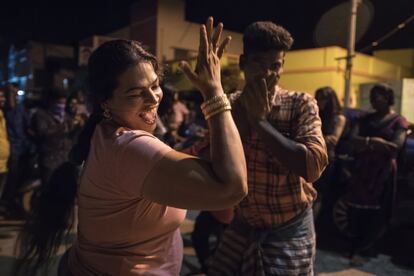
[315,86,342,135]
[15,40,159,275]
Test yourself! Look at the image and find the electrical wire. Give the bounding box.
[359,13,414,53]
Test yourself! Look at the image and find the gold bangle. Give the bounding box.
[201,94,228,110]
[205,106,231,120]
[201,96,230,113]
[202,100,230,116]
[204,103,231,117]
[204,105,232,120]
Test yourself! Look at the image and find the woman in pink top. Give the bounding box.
[17,17,247,276]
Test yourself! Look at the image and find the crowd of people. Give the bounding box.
[0,84,88,219]
[0,16,409,276]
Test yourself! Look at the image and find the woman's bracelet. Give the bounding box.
[202,99,230,117]
[200,94,231,120]
[204,105,232,120]
[201,94,228,110]
[201,94,231,120]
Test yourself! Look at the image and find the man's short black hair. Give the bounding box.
[370,83,395,106]
[243,21,294,55]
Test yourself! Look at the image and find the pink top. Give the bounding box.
[68,122,186,275]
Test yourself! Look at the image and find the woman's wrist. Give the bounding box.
[202,85,224,100]
[201,93,231,120]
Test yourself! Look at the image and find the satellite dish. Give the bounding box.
[314,0,374,48]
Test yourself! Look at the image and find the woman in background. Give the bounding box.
[313,86,346,218]
[346,84,408,263]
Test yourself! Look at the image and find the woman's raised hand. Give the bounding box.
[179,17,231,99]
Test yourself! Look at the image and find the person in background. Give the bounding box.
[17,18,247,276]
[191,208,233,273]
[170,91,190,130]
[74,89,90,116]
[29,88,80,184]
[313,86,346,219]
[66,93,88,142]
[0,87,10,216]
[192,21,328,275]
[163,91,190,147]
[346,83,408,264]
[1,82,31,218]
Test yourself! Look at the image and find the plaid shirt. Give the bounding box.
[188,87,328,227]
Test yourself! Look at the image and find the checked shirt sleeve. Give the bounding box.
[294,94,328,183]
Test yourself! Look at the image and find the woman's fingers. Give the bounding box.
[217,36,231,58]
[205,17,214,51]
[192,16,226,92]
[179,61,198,85]
[200,17,230,62]
[195,24,208,73]
[199,25,208,62]
[212,22,223,52]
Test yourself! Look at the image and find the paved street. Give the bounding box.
[1,210,413,275]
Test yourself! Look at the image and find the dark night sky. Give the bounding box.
[0,0,413,52]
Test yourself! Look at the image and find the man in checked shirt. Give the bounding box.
[190,21,328,275]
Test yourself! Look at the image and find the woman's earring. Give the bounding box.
[103,109,112,120]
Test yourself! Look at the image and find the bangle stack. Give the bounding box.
[201,94,232,120]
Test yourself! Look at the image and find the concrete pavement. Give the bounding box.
[0,210,413,275]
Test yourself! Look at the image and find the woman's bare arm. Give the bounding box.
[142,18,247,210]
[324,114,346,147]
